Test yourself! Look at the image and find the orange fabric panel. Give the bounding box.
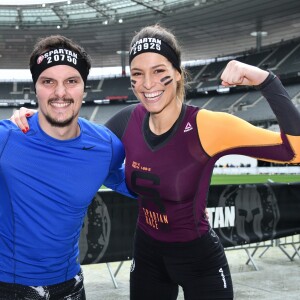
[196,109,299,163]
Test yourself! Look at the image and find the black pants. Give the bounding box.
[130,228,233,300]
[0,270,86,300]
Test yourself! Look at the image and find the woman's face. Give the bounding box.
[130,52,181,114]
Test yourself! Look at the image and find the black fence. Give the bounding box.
[79,183,300,265]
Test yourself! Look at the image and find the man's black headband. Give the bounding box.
[30,48,89,87]
[129,37,181,73]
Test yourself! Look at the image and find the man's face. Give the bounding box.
[35,64,84,129]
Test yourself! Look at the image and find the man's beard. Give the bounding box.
[44,98,79,127]
[44,113,75,127]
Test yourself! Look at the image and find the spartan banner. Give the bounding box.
[79,191,138,265]
[79,183,300,265]
[206,183,300,247]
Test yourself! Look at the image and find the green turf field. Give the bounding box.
[211,174,300,185]
[101,174,299,189]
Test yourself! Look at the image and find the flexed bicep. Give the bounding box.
[196,109,296,163]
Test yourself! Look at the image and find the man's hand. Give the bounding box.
[221,60,269,87]
[10,107,37,133]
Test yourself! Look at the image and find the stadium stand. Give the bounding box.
[91,103,129,124]
[259,43,295,70]
[238,50,273,67]
[277,43,300,75]
[84,76,135,103]
[1,38,300,128]
[0,107,15,120]
[194,60,228,92]
[192,92,243,112]
[234,98,276,123]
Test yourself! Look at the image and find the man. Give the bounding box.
[0,35,133,299]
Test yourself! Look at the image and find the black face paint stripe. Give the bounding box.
[131,79,136,88]
[163,78,173,86]
[160,76,171,83]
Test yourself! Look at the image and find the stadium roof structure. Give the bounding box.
[0,0,300,69]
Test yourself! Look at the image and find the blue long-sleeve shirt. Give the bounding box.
[0,113,133,285]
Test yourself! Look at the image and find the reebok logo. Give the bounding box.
[82,146,95,150]
[184,122,193,132]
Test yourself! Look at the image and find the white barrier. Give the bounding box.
[213,166,300,175]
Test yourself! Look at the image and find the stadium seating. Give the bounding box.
[1,38,300,128]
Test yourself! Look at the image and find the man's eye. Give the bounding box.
[68,79,77,84]
[43,79,52,84]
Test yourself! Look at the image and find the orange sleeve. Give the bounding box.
[196,109,300,163]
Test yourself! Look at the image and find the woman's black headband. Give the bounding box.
[129,37,181,73]
[30,48,89,88]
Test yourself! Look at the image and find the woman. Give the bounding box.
[12,25,300,300]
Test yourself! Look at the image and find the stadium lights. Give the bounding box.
[251,31,268,51]
[194,0,206,5]
[116,50,129,54]
[250,31,268,37]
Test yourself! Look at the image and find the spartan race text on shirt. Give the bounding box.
[130,37,162,55]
